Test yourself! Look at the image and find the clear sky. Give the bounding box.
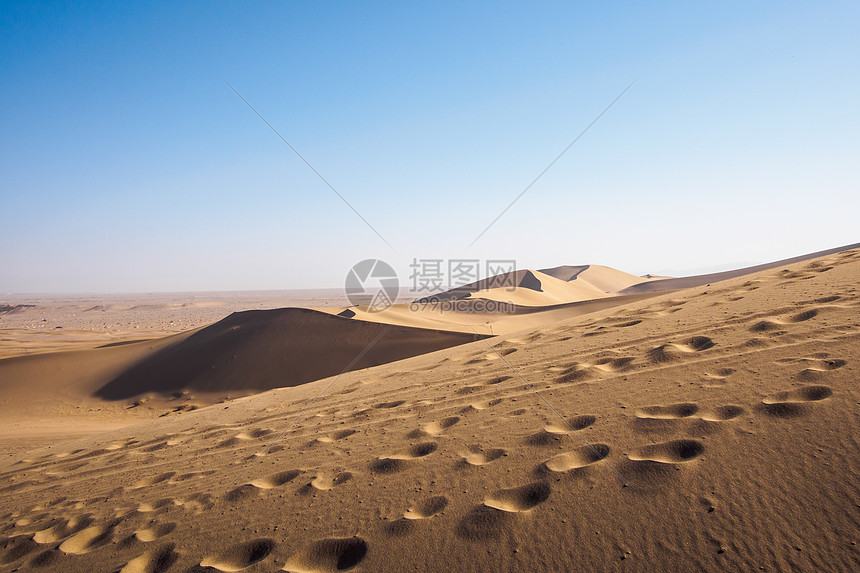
[1,1,858,293]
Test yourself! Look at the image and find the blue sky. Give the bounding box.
[1,1,858,293]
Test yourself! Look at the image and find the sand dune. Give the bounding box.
[541,263,659,293]
[0,308,480,457]
[0,247,857,571]
[0,308,482,407]
[464,269,612,306]
[417,265,663,308]
[620,242,860,294]
[93,308,482,399]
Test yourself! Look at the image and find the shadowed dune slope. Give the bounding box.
[94,307,483,400]
[536,264,589,282]
[0,331,197,414]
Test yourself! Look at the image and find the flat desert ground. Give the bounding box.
[0,248,858,572]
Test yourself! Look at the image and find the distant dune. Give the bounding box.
[417,265,662,306]
[540,263,659,293]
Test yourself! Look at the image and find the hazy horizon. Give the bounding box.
[3,246,855,296]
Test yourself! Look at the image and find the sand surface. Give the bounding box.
[0,249,858,571]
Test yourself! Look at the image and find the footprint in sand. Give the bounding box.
[369,458,404,474]
[374,400,406,409]
[455,383,484,395]
[224,484,260,503]
[787,308,819,323]
[249,469,302,489]
[174,492,214,514]
[120,543,177,573]
[33,514,94,543]
[593,357,635,372]
[11,512,54,532]
[635,403,699,420]
[456,482,551,541]
[305,471,353,492]
[131,472,175,490]
[134,521,176,542]
[582,328,608,337]
[525,425,568,446]
[460,445,507,466]
[814,295,840,303]
[58,522,116,554]
[217,428,273,448]
[628,439,704,464]
[460,398,503,413]
[751,308,821,333]
[484,481,551,512]
[701,368,736,386]
[171,470,216,482]
[540,444,610,473]
[73,447,115,460]
[282,537,368,573]
[699,405,745,422]
[54,448,86,458]
[389,441,438,460]
[316,429,357,442]
[408,416,460,438]
[647,343,681,363]
[199,538,275,571]
[140,440,171,453]
[742,337,771,348]
[759,385,833,418]
[750,319,784,333]
[554,363,595,384]
[384,496,449,537]
[525,415,595,446]
[648,336,716,363]
[370,442,438,474]
[44,461,87,476]
[567,414,597,430]
[404,496,448,519]
[790,358,846,381]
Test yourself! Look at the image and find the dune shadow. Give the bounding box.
[95,308,484,400]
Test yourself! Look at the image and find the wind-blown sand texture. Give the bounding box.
[0,247,858,571]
